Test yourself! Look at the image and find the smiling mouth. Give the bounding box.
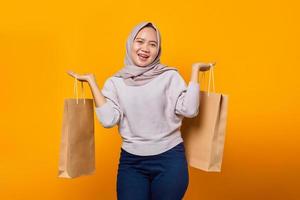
[138,53,149,61]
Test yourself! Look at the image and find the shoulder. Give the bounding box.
[101,76,123,92]
[163,70,185,84]
[106,75,122,82]
[163,70,187,92]
[163,70,183,80]
[103,76,123,87]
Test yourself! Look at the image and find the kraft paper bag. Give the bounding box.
[182,67,229,172]
[58,78,95,178]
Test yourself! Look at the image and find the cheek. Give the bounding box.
[131,43,140,52]
[130,46,138,59]
[151,48,158,58]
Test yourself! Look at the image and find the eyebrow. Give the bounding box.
[135,37,158,44]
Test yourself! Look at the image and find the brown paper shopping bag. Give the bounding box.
[182,67,229,172]
[58,78,95,178]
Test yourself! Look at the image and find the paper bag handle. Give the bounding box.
[201,66,215,96]
[73,77,86,104]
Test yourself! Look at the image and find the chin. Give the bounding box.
[134,60,152,67]
[137,63,149,67]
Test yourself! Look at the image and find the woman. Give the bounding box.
[68,21,215,200]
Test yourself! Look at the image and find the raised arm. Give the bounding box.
[67,70,123,128]
[67,70,106,107]
[191,61,216,83]
[168,62,215,118]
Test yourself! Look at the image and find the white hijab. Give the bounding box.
[113,21,178,86]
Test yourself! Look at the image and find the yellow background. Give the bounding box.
[1,0,299,199]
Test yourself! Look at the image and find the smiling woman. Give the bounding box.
[67,21,214,200]
[130,24,159,67]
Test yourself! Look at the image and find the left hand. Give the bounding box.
[192,62,216,72]
[67,70,96,83]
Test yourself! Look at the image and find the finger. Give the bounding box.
[67,70,74,76]
[209,62,216,67]
[67,70,74,74]
[67,70,78,78]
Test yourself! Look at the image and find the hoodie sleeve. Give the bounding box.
[95,78,123,128]
[168,71,200,118]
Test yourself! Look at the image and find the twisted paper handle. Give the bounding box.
[201,66,215,96]
[73,77,86,104]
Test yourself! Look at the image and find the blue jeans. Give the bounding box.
[117,142,189,200]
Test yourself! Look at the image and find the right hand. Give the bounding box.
[192,62,216,72]
[67,70,95,83]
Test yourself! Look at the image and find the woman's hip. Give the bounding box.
[117,142,188,174]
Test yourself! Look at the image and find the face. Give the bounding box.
[130,27,159,67]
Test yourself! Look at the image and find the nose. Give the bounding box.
[141,44,150,53]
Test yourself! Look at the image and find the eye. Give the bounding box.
[151,44,157,47]
[136,40,143,43]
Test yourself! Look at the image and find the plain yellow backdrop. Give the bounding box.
[0,0,299,199]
